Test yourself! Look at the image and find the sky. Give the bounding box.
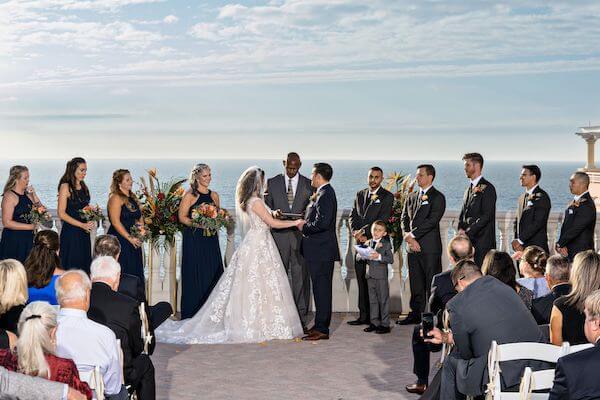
[1,0,600,161]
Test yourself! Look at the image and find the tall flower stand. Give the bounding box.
[146,236,178,311]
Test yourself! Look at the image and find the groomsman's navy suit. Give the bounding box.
[557,191,596,261]
[301,183,340,335]
[514,185,551,253]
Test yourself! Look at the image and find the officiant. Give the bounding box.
[265,152,314,329]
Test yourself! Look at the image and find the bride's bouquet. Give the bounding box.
[23,203,52,226]
[190,203,233,236]
[79,204,105,224]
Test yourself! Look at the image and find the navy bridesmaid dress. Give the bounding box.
[180,190,224,319]
[60,188,92,273]
[108,197,144,282]
[0,190,34,263]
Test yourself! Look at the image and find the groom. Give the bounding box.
[299,163,340,341]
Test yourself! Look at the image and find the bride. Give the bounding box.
[156,166,305,344]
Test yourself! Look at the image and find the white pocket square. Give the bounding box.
[569,209,574,214]
[527,200,533,207]
[374,199,381,204]
[421,201,429,205]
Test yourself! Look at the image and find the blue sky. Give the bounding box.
[1,0,600,160]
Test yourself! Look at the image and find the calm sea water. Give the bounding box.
[0,159,582,212]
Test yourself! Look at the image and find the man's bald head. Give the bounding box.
[448,235,474,266]
[284,152,302,179]
[56,270,91,311]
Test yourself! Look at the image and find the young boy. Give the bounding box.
[363,220,394,334]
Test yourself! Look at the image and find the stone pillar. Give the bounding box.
[576,127,600,210]
[585,137,597,170]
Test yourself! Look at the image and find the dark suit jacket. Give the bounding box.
[265,173,313,233]
[514,186,551,252]
[549,341,600,400]
[117,273,157,355]
[88,282,144,382]
[349,187,394,240]
[458,177,497,252]
[557,192,596,259]
[301,184,340,263]
[531,283,571,325]
[429,270,456,320]
[401,186,446,254]
[364,238,394,279]
[447,276,543,395]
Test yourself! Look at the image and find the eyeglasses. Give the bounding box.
[453,275,466,290]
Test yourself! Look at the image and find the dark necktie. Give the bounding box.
[287,179,294,207]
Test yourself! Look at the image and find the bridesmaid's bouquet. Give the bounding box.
[23,203,52,226]
[384,171,415,253]
[79,204,105,224]
[129,223,150,242]
[191,203,233,236]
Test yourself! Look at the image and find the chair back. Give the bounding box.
[139,303,152,355]
[79,365,105,400]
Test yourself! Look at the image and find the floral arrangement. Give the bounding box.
[137,168,186,247]
[190,203,233,236]
[384,171,416,253]
[79,204,105,224]
[23,203,52,225]
[130,222,150,242]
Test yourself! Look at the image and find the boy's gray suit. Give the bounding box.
[365,238,394,327]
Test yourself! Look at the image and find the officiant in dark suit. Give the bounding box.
[458,153,497,267]
[265,152,314,329]
[512,165,551,253]
[400,164,446,325]
[347,167,393,326]
[556,171,596,261]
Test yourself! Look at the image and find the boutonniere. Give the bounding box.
[309,192,318,203]
[421,194,429,201]
[570,198,586,208]
[370,193,379,202]
[472,184,486,194]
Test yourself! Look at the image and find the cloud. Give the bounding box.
[0,97,18,102]
[163,14,178,24]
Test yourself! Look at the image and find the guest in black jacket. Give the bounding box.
[458,153,497,267]
[347,167,393,326]
[88,256,155,400]
[549,289,600,399]
[400,164,446,325]
[406,235,473,395]
[512,165,551,253]
[556,172,596,261]
[531,255,571,325]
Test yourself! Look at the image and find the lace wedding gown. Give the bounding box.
[156,197,304,344]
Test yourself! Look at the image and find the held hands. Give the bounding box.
[555,243,568,257]
[512,251,523,261]
[295,219,306,230]
[404,233,421,252]
[421,327,453,345]
[368,251,380,260]
[511,239,524,252]
[129,236,142,249]
[80,221,96,233]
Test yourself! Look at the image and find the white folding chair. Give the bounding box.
[139,303,153,355]
[486,341,568,400]
[79,365,105,400]
[565,342,594,354]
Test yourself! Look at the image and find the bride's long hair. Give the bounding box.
[235,166,265,235]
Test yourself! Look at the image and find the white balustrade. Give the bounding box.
[0,209,589,314]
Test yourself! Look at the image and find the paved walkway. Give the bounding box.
[153,313,436,399]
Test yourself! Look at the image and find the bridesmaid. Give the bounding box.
[179,164,224,319]
[0,166,41,263]
[57,158,95,273]
[107,169,145,282]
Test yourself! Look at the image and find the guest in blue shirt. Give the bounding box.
[24,230,65,305]
[518,245,550,299]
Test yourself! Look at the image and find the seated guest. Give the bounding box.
[88,256,155,400]
[0,301,92,399]
[55,270,127,400]
[549,289,600,399]
[483,250,534,309]
[0,365,87,400]
[0,259,28,333]
[406,234,473,395]
[0,328,16,350]
[24,230,65,305]
[95,234,172,331]
[532,255,571,324]
[551,250,600,345]
[517,245,550,299]
[425,260,543,399]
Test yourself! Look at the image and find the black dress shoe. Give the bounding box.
[375,326,391,334]
[363,324,378,332]
[347,319,369,326]
[397,314,421,325]
[405,383,427,394]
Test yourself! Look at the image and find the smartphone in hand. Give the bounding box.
[421,312,434,339]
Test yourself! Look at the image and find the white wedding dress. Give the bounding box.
[156,197,304,344]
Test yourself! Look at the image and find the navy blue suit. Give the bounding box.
[301,183,340,335]
[549,341,600,399]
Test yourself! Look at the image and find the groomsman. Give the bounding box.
[399,164,446,325]
[458,153,497,267]
[512,165,551,253]
[265,152,314,329]
[556,172,596,261]
[348,167,394,326]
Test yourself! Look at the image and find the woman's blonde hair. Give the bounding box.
[565,250,600,311]
[189,163,210,196]
[0,259,28,314]
[3,165,28,194]
[17,301,57,378]
[110,169,139,211]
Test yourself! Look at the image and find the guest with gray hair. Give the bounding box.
[55,270,127,399]
[0,302,92,399]
[531,255,571,324]
[88,257,155,400]
[0,365,87,400]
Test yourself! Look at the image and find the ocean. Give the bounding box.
[0,159,582,212]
